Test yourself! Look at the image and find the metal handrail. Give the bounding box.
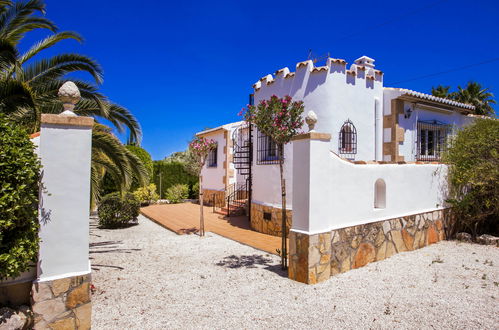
[226,182,248,217]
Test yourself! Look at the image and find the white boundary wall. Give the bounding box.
[36,115,93,282]
[292,135,448,235]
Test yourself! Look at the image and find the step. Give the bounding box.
[230,201,246,207]
[221,204,245,212]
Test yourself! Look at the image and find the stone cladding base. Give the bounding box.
[250,203,292,237]
[202,189,225,205]
[31,273,91,329]
[289,209,450,284]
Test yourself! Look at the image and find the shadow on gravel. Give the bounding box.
[89,240,141,271]
[216,254,288,278]
[89,240,141,254]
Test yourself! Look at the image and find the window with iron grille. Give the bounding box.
[416,121,450,161]
[339,120,357,156]
[256,130,280,165]
[207,144,217,167]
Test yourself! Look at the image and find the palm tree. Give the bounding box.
[0,0,148,204]
[431,85,453,99]
[455,82,496,116]
[431,82,496,116]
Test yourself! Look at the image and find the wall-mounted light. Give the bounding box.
[404,102,416,119]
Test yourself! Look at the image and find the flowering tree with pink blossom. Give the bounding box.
[242,95,304,269]
[189,136,217,236]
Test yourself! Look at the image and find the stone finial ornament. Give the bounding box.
[305,110,318,132]
[58,81,81,116]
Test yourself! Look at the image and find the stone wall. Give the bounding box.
[31,274,91,329]
[289,209,449,284]
[202,189,225,205]
[250,203,292,237]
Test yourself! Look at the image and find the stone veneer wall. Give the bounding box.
[202,189,225,205]
[289,209,449,284]
[250,203,292,237]
[31,274,91,329]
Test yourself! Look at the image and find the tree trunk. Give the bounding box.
[199,174,205,237]
[279,144,287,269]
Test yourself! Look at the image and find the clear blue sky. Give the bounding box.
[22,0,499,160]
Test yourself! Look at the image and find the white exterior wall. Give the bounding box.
[200,129,226,191]
[252,58,384,209]
[292,136,448,235]
[198,121,245,191]
[37,117,93,282]
[383,89,475,161]
[251,136,293,209]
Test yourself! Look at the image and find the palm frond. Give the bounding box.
[90,125,149,203]
[0,78,35,112]
[23,53,103,84]
[0,0,57,44]
[19,31,82,64]
[107,103,142,144]
[0,38,17,71]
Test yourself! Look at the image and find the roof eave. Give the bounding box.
[398,95,473,114]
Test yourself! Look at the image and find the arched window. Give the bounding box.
[339,120,357,155]
[374,179,386,209]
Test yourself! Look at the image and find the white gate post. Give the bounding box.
[31,82,94,329]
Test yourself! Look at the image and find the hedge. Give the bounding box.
[0,115,41,280]
[152,161,197,198]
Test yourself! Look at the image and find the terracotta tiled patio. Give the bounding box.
[140,202,283,255]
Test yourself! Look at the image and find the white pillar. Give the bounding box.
[291,132,332,234]
[36,82,94,281]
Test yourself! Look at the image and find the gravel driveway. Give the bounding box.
[90,215,499,329]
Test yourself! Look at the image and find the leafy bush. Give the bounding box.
[126,144,153,178]
[443,119,499,238]
[165,184,189,203]
[0,115,41,280]
[191,181,199,199]
[153,160,197,198]
[98,192,140,228]
[134,183,159,206]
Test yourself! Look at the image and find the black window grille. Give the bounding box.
[416,120,450,161]
[339,120,357,156]
[207,144,217,167]
[257,130,280,165]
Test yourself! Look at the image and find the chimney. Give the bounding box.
[354,56,375,68]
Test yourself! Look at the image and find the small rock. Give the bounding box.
[0,306,31,330]
[477,234,499,246]
[456,232,472,243]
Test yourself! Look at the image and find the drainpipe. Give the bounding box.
[374,97,383,161]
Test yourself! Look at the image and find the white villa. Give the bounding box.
[196,55,476,283]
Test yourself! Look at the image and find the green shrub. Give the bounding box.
[134,183,159,206]
[126,144,153,185]
[165,184,189,203]
[98,192,140,228]
[0,115,41,280]
[191,181,199,199]
[443,119,499,238]
[153,160,197,198]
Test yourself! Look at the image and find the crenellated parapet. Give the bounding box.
[252,55,383,94]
